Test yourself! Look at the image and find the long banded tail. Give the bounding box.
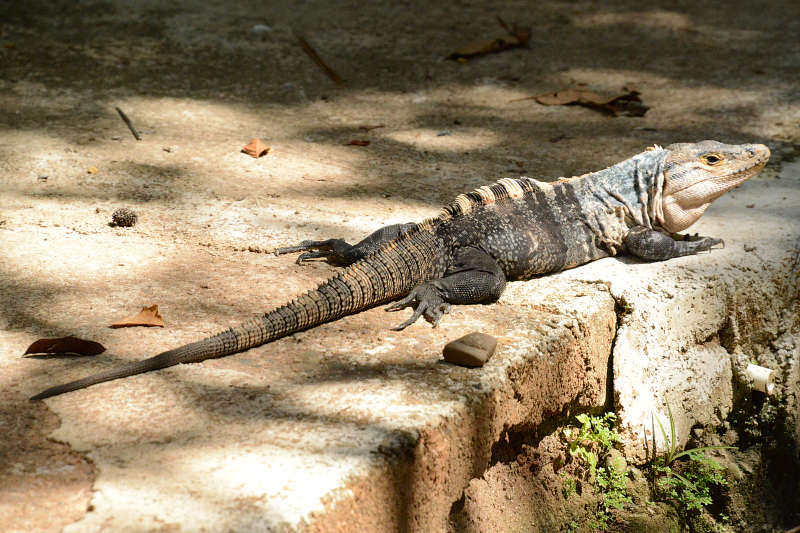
[30,230,438,400]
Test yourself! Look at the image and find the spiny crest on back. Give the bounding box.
[444,177,541,217]
[406,177,544,237]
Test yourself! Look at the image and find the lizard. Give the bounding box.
[30,140,769,401]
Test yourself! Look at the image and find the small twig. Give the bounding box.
[293,29,345,86]
[497,16,531,48]
[115,107,141,140]
[497,15,512,33]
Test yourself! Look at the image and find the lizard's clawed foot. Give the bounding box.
[675,233,724,250]
[694,236,724,251]
[386,284,451,330]
[274,239,351,265]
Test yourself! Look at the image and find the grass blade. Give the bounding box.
[653,414,671,462]
[670,446,736,463]
[667,400,677,462]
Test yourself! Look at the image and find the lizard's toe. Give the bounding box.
[385,292,416,312]
[386,284,449,329]
[274,240,321,256]
[296,250,333,264]
[428,303,451,328]
[698,237,724,251]
[391,306,427,331]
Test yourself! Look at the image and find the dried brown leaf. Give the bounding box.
[242,138,272,158]
[605,90,649,117]
[533,88,607,106]
[526,88,649,117]
[345,139,371,146]
[24,336,106,357]
[110,305,165,328]
[447,19,530,60]
[447,35,524,60]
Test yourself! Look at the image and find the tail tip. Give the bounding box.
[30,388,58,401]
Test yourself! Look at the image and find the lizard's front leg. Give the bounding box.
[275,222,415,266]
[386,246,507,330]
[624,226,723,261]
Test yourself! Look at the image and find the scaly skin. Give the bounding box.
[31,141,769,400]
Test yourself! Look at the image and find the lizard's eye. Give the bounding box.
[702,154,722,165]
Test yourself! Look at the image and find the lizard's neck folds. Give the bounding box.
[647,155,667,231]
[596,148,668,231]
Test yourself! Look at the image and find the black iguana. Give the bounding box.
[30,141,770,400]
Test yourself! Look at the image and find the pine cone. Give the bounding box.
[111,208,138,227]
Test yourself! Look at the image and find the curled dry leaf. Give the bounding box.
[447,17,530,60]
[24,336,106,357]
[533,88,607,106]
[345,139,371,146]
[524,87,649,117]
[448,35,525,60]
[110,304,165,328]
[242,138,272,158]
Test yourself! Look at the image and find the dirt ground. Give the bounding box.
[1,0,800,531]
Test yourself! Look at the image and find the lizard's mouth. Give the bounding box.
[705,152,770,198]
[731,146,770,178]
[719,145,770,189]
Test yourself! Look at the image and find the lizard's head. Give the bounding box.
[657,140,770,232]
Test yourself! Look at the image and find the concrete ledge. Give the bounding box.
[26,280,613,533]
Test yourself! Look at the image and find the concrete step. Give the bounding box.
[8,162,800,533]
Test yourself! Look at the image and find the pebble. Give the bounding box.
[442,332,497,367]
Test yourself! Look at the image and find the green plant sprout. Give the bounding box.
[652,401,734,481]
[564,412,621,478]
[650,400,734,520]
[563,412,631,529]
[560,471,577,499]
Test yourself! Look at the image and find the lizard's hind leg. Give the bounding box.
[387,246,507,330]
[275,223,415,266]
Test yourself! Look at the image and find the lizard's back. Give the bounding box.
[432,174,635,280]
